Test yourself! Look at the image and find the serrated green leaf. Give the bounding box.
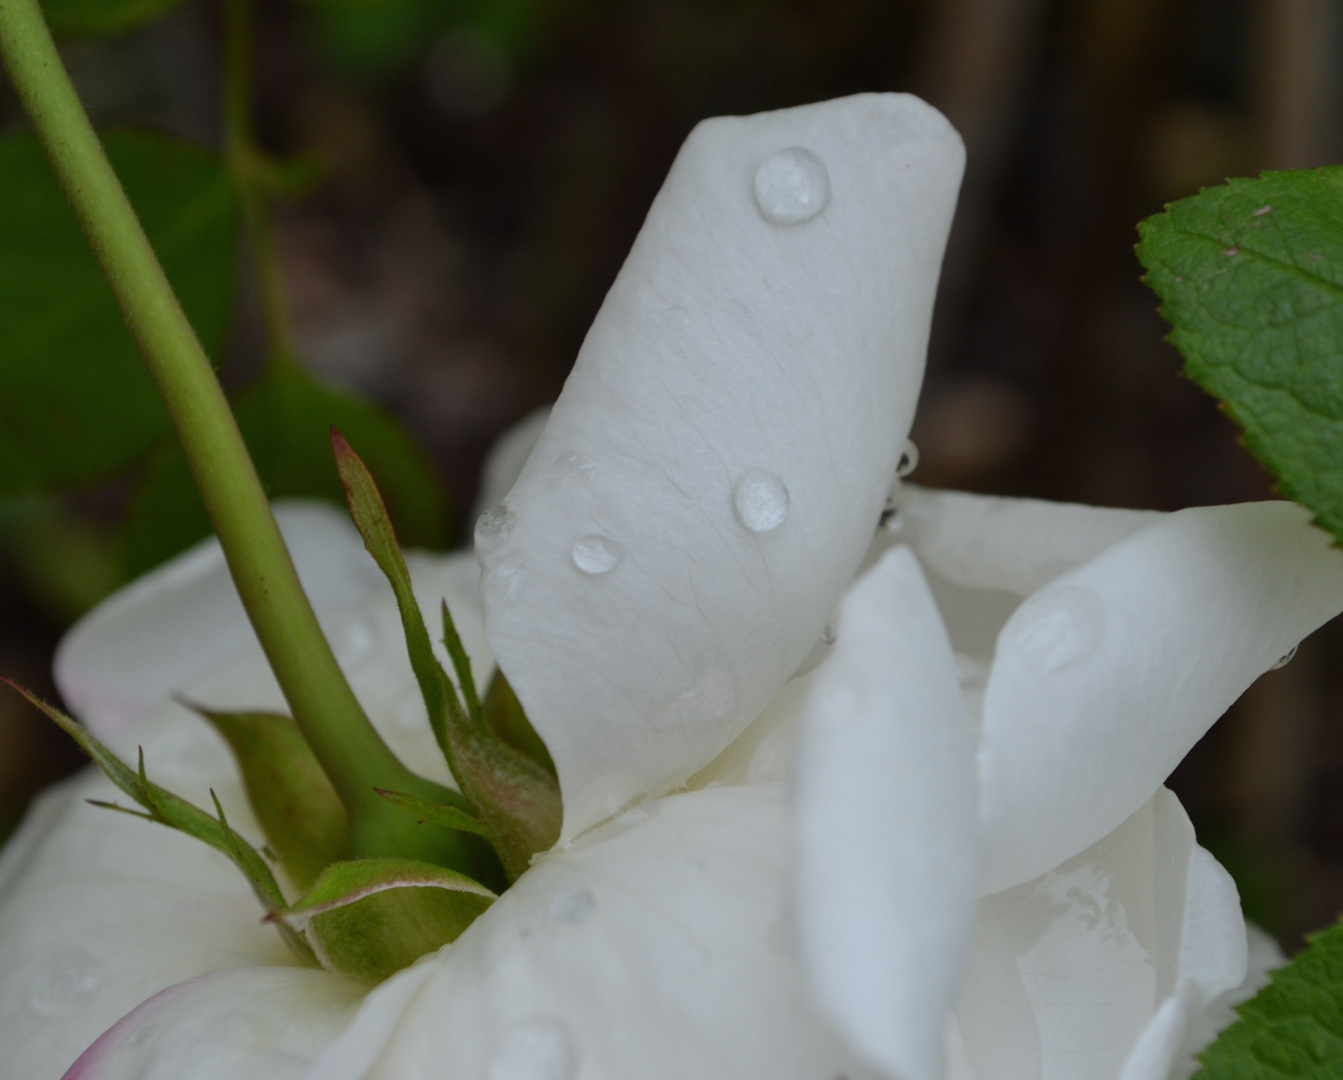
[333,432,560,881]
[375,787,495,839]
[284,857,494,983]
[0,130,236,494]
[192,706,350,892]
[1197,918,1343,1079]
[1,679,316,965]
[40,0,188,37]
[1137,168,1343,541]
[122,360,450,576]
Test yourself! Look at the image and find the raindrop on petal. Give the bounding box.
[1271,644,1298,670]
[475,504,516,549]
[896,439,920,477]
[821,623,837,646]
[488,1017,576,1080]
[733,469,790,532]
[1007,586,1105,674]
[496,551,528,601]
[28,949,102,1017]
[572,536,621,575]
[753,147,831,226]
[548,888,596,925]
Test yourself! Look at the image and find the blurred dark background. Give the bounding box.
[2,0,1341,947]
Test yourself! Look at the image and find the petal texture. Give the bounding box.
[949,789,1247,1080]
[61,968,362,1080]
[979,501,1343,892]
[794,546,978,1080]
[310,785,880,1080]
[479,93,966,842]
[897,487,1162,595]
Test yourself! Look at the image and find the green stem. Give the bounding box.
[0,0,442,858]
[221,0,296,368]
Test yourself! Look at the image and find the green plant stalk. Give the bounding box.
[0,0,444,859]
[222,0,296,368]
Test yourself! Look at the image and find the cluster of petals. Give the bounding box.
[2,93,1342,1080]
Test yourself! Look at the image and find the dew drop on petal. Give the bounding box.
[496,551,528,601]
[488,1017,576,1080]
[1271,644,1298,670]
[753,147,831,226]
[821,623,837,646]
[733,468,789,532]
[475,504,516,550]
[548,887,596,925]
[660,304,692,328]
[1007,586,1105,674]
[896,439,920,478]
[572,535,621,575]
[28,949,102,1017]
[554,452,598,481]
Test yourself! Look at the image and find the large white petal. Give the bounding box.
[896,486,1162,596]
[978,500,1343,893]
[0,760,290,1080]
[479,93,966,843]
[794,546,978,1080]
[949,789,1246,1080]
[54,503,385,738]
[309,785,880,1080]
[60,968,362,1080]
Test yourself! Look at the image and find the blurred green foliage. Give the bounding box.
[123,360,450,576]
[41,0,189,38]
[0,130,236,495]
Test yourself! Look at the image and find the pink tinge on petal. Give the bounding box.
[61,976,205,1079]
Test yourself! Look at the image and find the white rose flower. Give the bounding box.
[1,92,1340,1080]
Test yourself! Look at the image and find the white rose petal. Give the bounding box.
[478,93,966,843]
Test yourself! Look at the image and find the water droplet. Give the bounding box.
[733,469,789,532]
[496,551,528,601]
[488,1017,576,1080]
[660,304,692,328]
[555,452,597,481]
[896,439,920,477]
[572,535,621,575]
[548,888,595,925]
[327,614,379,668]
[821,623,837,645]
[753,147,831,226]
[1271,644,1298,670]
[475,504,516,550]
[29,949,102,1016]
[1006,586,1104,674]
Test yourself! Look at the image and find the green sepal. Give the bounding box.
[1196,918,1343,1078]
[375,787,495,839]
[189,705,349,892]
[2,678,317,966]
[281,857,495,983]
[440,598,481,722]
[482,665,556,779]
[332,430,562,881]
[1137,168,1343,543]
